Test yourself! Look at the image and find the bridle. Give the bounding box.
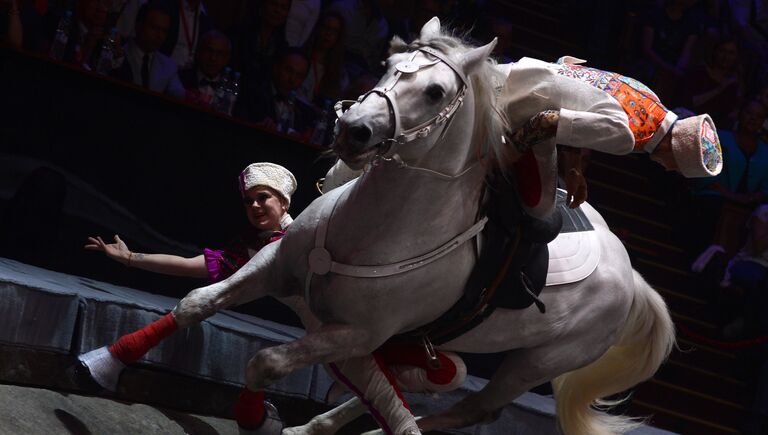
[334,46,469,161]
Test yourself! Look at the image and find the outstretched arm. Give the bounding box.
[85,235,209,278]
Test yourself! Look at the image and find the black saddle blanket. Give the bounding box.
[411,187,594,346]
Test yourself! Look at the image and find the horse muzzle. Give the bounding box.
[333,117,391,169]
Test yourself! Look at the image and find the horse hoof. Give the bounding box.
[66,359,103,394]
[240,401,283,435]
[76,346,125,392]
[360,424,422,435]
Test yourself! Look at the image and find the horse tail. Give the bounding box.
[551,269,676,435]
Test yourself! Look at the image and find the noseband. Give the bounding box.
[335,46,468,158]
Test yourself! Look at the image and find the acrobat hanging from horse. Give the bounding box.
[77,17,722,435]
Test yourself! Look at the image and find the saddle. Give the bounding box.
[399,170,593,347]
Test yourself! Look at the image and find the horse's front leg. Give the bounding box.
[248,326,421,435]
[173,242,282,326]
[78,242,286,433]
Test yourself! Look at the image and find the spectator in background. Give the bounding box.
[55,0,110,65]
[112,1,184,98]
[237,48,316,139]
[16,0,62,53]
[285,0,320,48]
[731,203,768,435]
[756,85,768,143]
[299,10,347,105]
[686,100,768,256]
[329,0,389,78]
[694,100,768,206]
[0,0,22,49]
[639,0,700,101]
[179,30,230,107]
[729,0,768,55]
[679,37,743,129]
[112,0,145,39]
[158,0,212,69]
[726,203,768,310]
[109,0,208,68]
[234,0,291,86]
[696,202,768,435]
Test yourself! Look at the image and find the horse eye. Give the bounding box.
[425,85,445,102]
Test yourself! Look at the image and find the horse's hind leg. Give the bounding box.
[418,329,615,433]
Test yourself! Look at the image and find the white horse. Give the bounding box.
[157,19,674,435]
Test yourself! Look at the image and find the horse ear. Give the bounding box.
[419,17,441,41]
[460,38,497,75]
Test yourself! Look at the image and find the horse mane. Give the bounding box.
[389,28,507,169]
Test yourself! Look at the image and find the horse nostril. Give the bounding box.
[349,124,372,144]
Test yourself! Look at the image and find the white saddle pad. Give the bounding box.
[546,229,601,286]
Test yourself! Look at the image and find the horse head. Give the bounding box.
[333,17,501,173]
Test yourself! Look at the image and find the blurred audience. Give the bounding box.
[158,0,212,69]
[96,0,212,69]
[757,84,768,143]
[685,100,768,257]
[179,29,230,107]
[694,100,768,206]
[639,0,700,101]
[299,10,347,104]
[58,0,110,65]
[234,0,290,86]
[13,0,57,53]
[730,203,768,435]
[329,0,389,78]
[112,0,184,98]
[285,0,320,48]
[679,37,743,129]
[237,48,316,139]
[694,202,768,434]
[112,0,145,39]
[0,0,22,49]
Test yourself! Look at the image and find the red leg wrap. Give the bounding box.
[108,313,178,364]
[377,342,458,385]
[234,388,266,429]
